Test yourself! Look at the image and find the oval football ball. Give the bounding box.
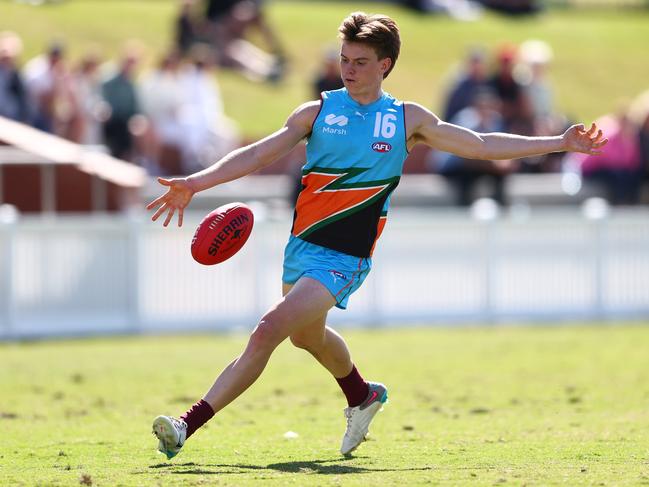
[191,203,254,265]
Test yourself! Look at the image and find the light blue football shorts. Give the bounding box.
[282,235,372,310]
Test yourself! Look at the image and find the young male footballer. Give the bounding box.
[147,11,607,459]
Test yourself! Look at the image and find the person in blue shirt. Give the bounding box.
[443,47,490,122]
[147,11,607,459]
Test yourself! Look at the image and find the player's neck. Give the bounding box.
[348,86,383,106]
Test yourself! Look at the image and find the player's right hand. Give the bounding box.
[146,177,195,227]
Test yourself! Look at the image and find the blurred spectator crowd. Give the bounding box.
[0,0,288,177]
[0,30,241,176]
[0,0,292,175]
[1,0,648,206]
[430,41,649,205]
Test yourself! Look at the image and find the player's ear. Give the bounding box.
[380,57,392,76]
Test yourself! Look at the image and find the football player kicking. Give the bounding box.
[147,11,607,459]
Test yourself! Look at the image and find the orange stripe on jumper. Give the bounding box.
[369,215,388,256]
[293,170,395,238]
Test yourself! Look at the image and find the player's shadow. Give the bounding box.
[149,459,433,476]
[267,458,372,475]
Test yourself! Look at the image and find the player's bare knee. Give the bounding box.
[248,319,284,352]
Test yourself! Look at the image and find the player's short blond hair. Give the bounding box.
[338,12,401,79]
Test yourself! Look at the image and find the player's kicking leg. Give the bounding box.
[152,415,187,460]
[152,277,337,459]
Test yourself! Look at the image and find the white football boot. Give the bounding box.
[152,415,187,460]
[340,382,388,455]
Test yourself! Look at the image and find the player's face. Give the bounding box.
[340,41,390,98]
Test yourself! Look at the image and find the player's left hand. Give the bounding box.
[562,122,608,155]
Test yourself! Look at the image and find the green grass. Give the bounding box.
[2,1,649,136]
[1,324,649,486]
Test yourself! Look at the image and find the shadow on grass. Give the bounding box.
[147,459,433,476]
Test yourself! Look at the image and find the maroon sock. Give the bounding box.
[336,365,370,407]
[180,399,215,439]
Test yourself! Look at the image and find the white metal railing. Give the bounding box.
[1,205,648,339]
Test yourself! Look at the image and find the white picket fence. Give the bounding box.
[1,206,648,339]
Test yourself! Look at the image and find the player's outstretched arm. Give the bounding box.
[146,101,320,227]
[405,103,607,160]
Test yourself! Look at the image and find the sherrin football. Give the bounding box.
[191,202,254,265]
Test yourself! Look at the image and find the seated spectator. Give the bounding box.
[488,44,532,133]
[0,31,31,124]
[73,50,104,145]
[139,44,239,175]
[176,0,199,56]
[518,40,554,120]
[432,88,518,206]
[177,44,239,173]
[639,112,649,189]
[312,48,344,98]
[23,41,83,141]
[101,41,156,165]
[630,89,649,189]
[442,47,490,122]
[516,39,568,173]
[569,109,643,205]
[139,50,186,174]
[203,0,286,83]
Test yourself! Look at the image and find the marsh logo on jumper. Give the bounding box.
[329,270,347,283]
[322,113,348,135]
[372,142,392,153]
[324,114,348,126]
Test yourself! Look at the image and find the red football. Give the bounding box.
[191,202,254,265]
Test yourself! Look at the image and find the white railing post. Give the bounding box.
[593,216,607,319]
[471,199,500,323]
[252,219,265,320]
[0,205,19,338]
[582,198,610,320]
[127,211,143,333]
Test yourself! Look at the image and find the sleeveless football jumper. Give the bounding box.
[291,88,408,258]
[283,88,408,308]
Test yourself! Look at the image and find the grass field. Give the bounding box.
[2,1,649,136]
[2,324,649,486]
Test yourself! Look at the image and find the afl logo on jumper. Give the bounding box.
[372,142,392,153]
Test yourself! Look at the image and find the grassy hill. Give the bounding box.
[2,1,649,136]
